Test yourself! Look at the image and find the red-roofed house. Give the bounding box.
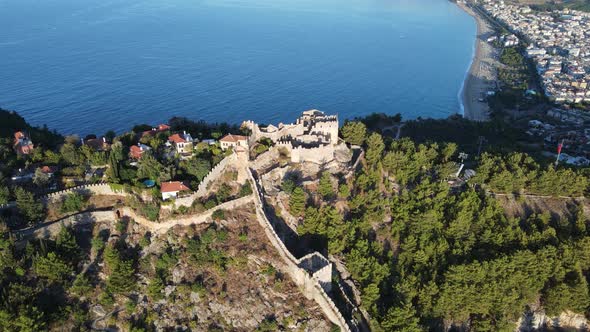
[130,143,151,159]
[220,134,248,151]
[39,165,57,176]
[14,131,34,155]
[157,124,170,131]
[161,181,191,200]
[83,137,110,151]
[168,131,194,155]
[141,124,171,138]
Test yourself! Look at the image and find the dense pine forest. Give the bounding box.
[1,109,589,331]
[294,119,589,330]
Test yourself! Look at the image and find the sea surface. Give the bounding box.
[0,0,475,135]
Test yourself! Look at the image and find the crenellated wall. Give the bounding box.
[42,183,127,203]
[195,153,238,198]
[243,110,339,164]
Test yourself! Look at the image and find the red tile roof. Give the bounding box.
[220,134,248,143]
[158,124,170,131]
[168,133,186,144]
[161,181,190,193]
[14,131,25,140]
[40,166,57,174]
[130,145,144,159]
[17,144,34,155]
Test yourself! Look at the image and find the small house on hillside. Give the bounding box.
[130,143,151,159]
[83,137,110,151]
[161,181,191,200]
[140,123,171,138]
[168,131,195,156]
[39,165,57,177]
[14,131,34,155]
[220,134,248,150]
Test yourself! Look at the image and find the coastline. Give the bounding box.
[457,1,496,122]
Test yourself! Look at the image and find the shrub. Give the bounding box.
[71,273,93,296]
[203,199,217,210]
[260,263,277,277]
[147,276,164,301]
[60,192,85,214]
[212,209,225,221]
[239,182,253,197]
[142,203,160,221]
[256,318,278,332]
[281,178,296,194]
[91,236,105,252]
[116,219,128,233]
[139,235,151,249]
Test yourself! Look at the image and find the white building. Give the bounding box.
[219,134,248,150]
[161,181,191,200]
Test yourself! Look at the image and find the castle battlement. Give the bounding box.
[242,109,338,164]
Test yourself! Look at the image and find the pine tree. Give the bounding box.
[56,225,80,263]
[289,187,306,217]
[107,259,136,294]
[15,187,44,225]
[341,121,366,145]
[365,133,384,167]
[318,172,334,200]
[33,252,73,283]
[0,185,9,205]
[381,301,422,332]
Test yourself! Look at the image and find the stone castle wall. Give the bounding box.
[42,183,126,203]
[246,168,352,332]
[242,120,304,146]
[291,145,334,164]
[271,141,334,164]
[195,153,238,198]
[297,252,333,292]
[120,194,255,234]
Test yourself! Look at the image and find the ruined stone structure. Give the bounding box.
[243,109,339,164]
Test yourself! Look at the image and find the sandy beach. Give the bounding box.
[457,1,498,122]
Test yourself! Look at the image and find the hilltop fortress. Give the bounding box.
[242,109,339,164]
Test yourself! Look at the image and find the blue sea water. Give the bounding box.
[0,0,475,135]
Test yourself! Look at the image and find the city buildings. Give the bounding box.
[479,0,590,104]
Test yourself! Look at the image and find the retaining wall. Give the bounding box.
[120,194,254,234]
[246,168,352,332]
[18,210,115,240]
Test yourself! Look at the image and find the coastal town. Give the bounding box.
[478,0,590,104]
[1,1,590,331]
[459,0,590,166]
